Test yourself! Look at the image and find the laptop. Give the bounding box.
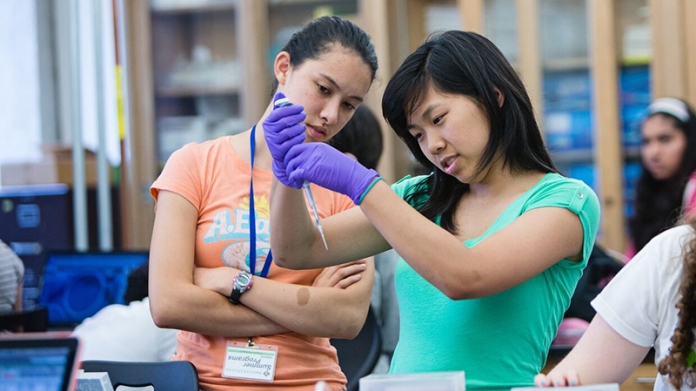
[38,251,148,327]
[0,332,81,391]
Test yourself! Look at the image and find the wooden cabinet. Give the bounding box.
[399,0,696,254]
[120,0,395,248]
[149,0,264,169]
[621,363,657,391]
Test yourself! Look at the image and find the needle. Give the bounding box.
[274,97,329,250]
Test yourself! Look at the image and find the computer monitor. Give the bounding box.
[0,184,73,310]
[38,251,148,327]
[0,332,81,391]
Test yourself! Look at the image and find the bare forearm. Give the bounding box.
[269,178,322,267]
[359,182,473,297]
[150,283,287,337]
[203,264,375,339]
[245,271,373,338]
[539,316,650,386]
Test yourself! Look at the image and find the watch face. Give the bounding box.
[237,272,252,286]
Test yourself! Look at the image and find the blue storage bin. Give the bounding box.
[619,65,651,106]
[543,70,592,112]
[38,252,148,326]
[622,105,646,147]
[623,162,642,201]
[544,110,593,151]
[623,163,642,218]
[568,164,596,191]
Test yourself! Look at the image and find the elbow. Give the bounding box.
[273,254,304,270]
[149,298,180,329]
[442,287,470,301]
[439,281,482,301]
[333,306,369,339]
[337,326,362,340]
[437,270,488,300]
[272,255,291,269]
[332,319,363,340]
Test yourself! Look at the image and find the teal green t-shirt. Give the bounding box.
[389,173,601,391]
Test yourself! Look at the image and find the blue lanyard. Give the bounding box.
[248,125,272,277]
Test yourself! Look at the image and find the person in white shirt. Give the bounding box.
[535,218,696,390]
[72,262,177,362]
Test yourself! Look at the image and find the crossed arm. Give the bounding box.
[148,190,374,340]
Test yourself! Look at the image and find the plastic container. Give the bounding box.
[359,371,465,391]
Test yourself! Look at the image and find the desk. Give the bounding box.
[544,346,656,391]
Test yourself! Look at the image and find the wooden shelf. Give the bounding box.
[155,85,239,97]
[269,0,350,6]
[550,146,641,164]
[151,1,236,15]
[550,149,594,163]
[543,57,590,71]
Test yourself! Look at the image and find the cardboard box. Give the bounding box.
[360,371,465,391]
[1,161,58,186]
[0,146,105,187]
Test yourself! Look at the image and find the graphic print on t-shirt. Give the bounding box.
[203,195,271,276]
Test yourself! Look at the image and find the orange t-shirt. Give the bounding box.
[151,136,354,391]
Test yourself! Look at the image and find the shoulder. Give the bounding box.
[526,173,600,216]
[616,224,691,283]
[640,224,693,264]
[0,241,23,270]
[168,137,230,164]
[390,174,431,198]
[152,137,235,203]
[530,173,595,198]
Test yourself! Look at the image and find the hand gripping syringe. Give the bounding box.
[274,97,329,250]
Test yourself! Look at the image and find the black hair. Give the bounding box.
[382,30,556,233]
[123,262,149,303]
[630,99,696,252]
[329,105,383,169]
[271,15,378,92]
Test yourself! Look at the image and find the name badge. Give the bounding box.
[222,341,278,382]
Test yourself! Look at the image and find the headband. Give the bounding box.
[647,98,690,123]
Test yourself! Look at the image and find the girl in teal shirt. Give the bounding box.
[265,31,601,390]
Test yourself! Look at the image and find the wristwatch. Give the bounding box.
[228,271,253,304]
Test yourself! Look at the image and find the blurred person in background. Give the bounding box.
[0,239,24,313]
[71,262,178,362]
[628,97,696,259]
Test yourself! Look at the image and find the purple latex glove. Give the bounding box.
[284,142,380,204]
[263,92,306,187]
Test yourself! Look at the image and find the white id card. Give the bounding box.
[222,341,278,382]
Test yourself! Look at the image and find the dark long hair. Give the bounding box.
[657,215,696,389]
[381,30,556,233]
[271,16,378,92]
[329,105,383,170]
[629,99,696,253]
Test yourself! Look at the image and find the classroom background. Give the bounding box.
[1,1,695,389]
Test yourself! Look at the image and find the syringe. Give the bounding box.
[274,97,329,250]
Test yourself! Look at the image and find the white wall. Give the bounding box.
[0,0,43,164]
[0,0,121,168]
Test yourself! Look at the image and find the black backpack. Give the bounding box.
[564,244,624,322]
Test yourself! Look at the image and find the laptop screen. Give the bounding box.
[38,252,148,326]
[0,333,80,391]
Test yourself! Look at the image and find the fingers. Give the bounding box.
[330,263,367,289]
[266,105,305,123]
[334,272,362,289]
[534,371,581,387]
[534,374,552,387]
[283,128,307,148]
[312,261,367,289]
